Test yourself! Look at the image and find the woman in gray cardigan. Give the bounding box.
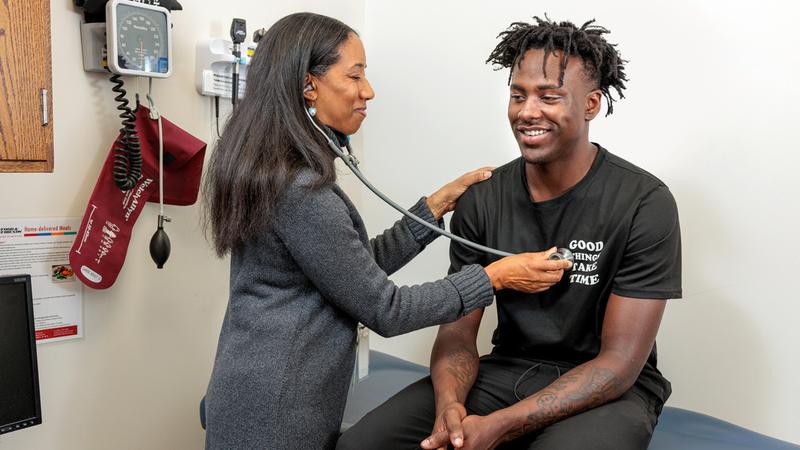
[201,12,571,450]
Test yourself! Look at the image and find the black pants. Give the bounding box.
[337,354,662,450]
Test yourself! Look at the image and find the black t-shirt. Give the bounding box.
[448,144,681,402]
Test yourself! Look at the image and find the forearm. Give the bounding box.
[430,338,479,411]
[496,354,636,441]
[363,267,491,337]
[370,197,441,275]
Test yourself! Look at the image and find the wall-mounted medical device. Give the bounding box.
[74,0,188,271]
[105,0,172,77]
[80,22,109,72]
[195,38,256,99]
[77,0,180,74]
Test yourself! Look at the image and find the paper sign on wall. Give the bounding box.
[0,218,83,343]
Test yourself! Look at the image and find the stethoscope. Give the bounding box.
[303,107,575,265]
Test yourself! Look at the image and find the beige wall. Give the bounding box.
[0,1,363,449]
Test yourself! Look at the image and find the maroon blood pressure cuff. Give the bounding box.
[70,106,206,289]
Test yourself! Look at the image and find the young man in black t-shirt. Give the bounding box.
[337,17,681,450]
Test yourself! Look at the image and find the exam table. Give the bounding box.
[200,351,800,449]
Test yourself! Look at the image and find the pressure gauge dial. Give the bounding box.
[106,0,172,77]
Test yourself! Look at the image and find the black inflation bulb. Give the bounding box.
[150,215,172,269]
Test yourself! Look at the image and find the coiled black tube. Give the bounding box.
[109,74,142,191]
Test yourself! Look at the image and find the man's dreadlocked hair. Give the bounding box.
[486,16,628,116]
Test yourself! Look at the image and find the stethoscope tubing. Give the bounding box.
[304,109,513,257]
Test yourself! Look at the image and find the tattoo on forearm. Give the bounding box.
[506,365,622,441]
[434,345,478,393]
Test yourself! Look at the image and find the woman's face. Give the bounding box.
[305,34,374,135]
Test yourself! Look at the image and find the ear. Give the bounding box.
[303,74,318,102]
[585,89,602,121]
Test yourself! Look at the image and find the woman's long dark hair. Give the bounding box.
[203,13,355,256]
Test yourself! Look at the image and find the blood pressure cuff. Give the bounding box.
[70,106,206,289]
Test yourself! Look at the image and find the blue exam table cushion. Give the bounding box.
[342,352,800,450]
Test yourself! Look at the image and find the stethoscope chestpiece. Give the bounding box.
[548,248,575,270]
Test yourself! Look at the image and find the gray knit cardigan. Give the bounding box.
[204,171,494,449]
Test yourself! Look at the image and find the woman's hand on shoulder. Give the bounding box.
[426,167,495,220]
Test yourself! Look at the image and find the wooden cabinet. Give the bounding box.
[0,0,53,173]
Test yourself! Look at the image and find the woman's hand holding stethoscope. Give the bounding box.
[426,167,495,220]
[485,248,573,293]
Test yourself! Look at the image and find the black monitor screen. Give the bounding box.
[0,275,42,435]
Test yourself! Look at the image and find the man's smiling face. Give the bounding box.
[507,48,601,165]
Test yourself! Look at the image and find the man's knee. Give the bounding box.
[336,378,437,449]
[336,407,428,450]
[336,426,375,450]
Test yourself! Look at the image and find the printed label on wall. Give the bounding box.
[0,217,83,343]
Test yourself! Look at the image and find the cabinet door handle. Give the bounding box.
[40,89,48,126]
